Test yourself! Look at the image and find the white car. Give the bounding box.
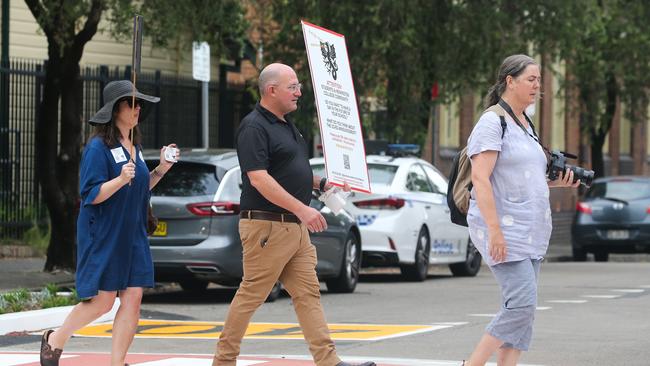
[310,154,481,281]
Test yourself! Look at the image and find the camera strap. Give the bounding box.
[498,99,550,155]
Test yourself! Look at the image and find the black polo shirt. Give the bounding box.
[236,103,313,213]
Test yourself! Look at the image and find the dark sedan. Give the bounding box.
[571,176,650,261]
[143,149,362,300]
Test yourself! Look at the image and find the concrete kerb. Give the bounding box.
[0,298,120,335]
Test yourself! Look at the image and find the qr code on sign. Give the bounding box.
[343,154,350,170]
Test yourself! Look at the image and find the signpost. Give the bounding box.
[193,41,210,149]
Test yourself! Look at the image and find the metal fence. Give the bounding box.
[0,58,255,239]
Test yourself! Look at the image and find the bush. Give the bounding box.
[21,222,51,255]
[0,284,79,314]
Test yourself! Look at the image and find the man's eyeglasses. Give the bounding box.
[287,83,302,93]
[119,97,142,108]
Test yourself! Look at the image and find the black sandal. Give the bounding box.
[40,330,62,366]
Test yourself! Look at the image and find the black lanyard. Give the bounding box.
[498,99,549,155]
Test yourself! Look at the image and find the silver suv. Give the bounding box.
[144,149,361,300]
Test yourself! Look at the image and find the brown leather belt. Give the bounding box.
[240,210,300,223]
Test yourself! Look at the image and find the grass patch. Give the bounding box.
[0,284,79,315]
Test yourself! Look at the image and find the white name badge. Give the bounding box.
[111,147,127,163]
[138,150,145,163]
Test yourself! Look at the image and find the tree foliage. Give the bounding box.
[521,0,650,177]
[256,0,531,143]
[108,0,248,60]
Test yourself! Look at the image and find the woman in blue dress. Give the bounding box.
[39,80,179,366]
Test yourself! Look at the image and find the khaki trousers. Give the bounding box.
[212,218,341,366]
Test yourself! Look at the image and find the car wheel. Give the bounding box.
[265,282,282,302]
[326,231,361,293]
[572,246,587,262]
[179,279,209,293]
[594,251,609,262]
[400,226,430,282]
[449,238,482,277]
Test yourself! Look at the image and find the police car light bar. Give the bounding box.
[387,144,420,157]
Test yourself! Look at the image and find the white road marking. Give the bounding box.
[470,307,550,316]
[133,359,263,366]
[546,300,588,304]
[611,289,644,293]
[0,354,75,365]
[0,353,545,366]
[264,354,545,366]
[582,295,621,299]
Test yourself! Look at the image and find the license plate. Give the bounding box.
[152,221,167,237]
[606,230,629,240]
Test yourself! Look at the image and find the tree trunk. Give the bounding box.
[36,53,69,270]
[588,72,618,179]
[590,131,606,179]
[41,52,84,271]
[24,0,105,271]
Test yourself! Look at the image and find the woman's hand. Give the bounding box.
[119,162,136,185]
[489,230,507,263]
[548,169,581,188]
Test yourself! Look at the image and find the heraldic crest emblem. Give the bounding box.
[320,41,338,80]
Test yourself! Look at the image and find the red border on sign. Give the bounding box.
[300,20,371,194]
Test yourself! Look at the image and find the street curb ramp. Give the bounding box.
[0,299,120,335]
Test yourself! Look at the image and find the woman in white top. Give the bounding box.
[463,54,579,366]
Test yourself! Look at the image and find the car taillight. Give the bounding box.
[187,202,240,216]
[353,198,405,210]
[576,202,592,214]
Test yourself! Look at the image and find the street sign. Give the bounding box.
[192,41,210,82]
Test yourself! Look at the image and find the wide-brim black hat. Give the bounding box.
[89,80,160,125]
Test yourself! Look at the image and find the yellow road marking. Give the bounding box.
[75,319,454,341]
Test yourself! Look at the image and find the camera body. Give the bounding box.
[547,150,594,187]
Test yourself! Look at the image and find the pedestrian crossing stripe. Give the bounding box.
[73,319,467,341]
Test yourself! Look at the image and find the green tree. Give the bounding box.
[254,0,529,144]
[516,0,650,177]
[570,0,650,178]
[25,0,247,271]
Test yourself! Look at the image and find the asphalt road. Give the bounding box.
[2,261,649,366]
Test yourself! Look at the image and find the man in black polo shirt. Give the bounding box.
[211,63,374,366]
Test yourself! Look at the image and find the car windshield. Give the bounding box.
[311,163,398,187]
[147,161,219,197]
[585,180,650,201]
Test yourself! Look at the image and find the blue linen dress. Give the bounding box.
[466,111,551,267]
[75,136,154,299]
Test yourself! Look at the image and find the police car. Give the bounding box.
[310,144,481,281]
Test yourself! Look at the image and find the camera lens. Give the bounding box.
[568,165,594,187]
